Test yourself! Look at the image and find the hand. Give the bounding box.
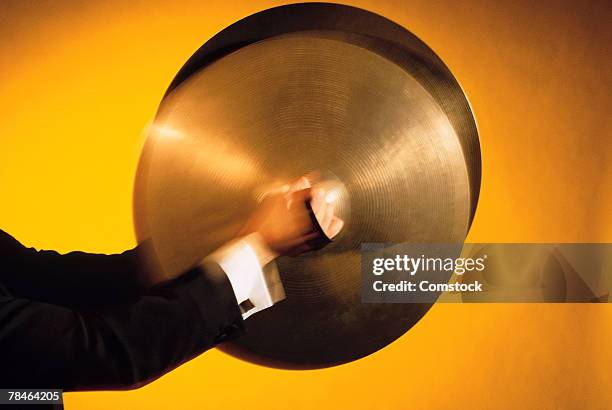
[240,176,344,265]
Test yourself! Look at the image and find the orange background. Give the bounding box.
[0,1,610,409]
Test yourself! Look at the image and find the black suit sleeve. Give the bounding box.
[0,229,147,309]
[0,230,245,390]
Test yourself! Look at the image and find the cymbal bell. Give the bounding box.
[133,4,480,368]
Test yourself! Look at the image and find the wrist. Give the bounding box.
[242,232,278,267]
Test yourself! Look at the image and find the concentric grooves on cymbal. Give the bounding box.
[135,33,474,368]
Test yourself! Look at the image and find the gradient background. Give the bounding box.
[0,0,610,409]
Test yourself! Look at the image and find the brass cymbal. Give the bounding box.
[134,5,480,369]
[162,3,481,220]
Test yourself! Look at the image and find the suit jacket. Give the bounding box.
[0,229,245,393]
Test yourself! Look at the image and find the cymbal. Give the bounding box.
[163,3,481,221]
[134,4,480,369]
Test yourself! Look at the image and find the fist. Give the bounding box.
[240,177,344,263]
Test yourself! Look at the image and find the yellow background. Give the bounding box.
[0,0,610,409]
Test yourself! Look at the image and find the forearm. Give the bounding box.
[0,229,145,309]
[0,264,243,391]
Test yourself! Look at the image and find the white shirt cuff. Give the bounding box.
[205,233,285,319]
